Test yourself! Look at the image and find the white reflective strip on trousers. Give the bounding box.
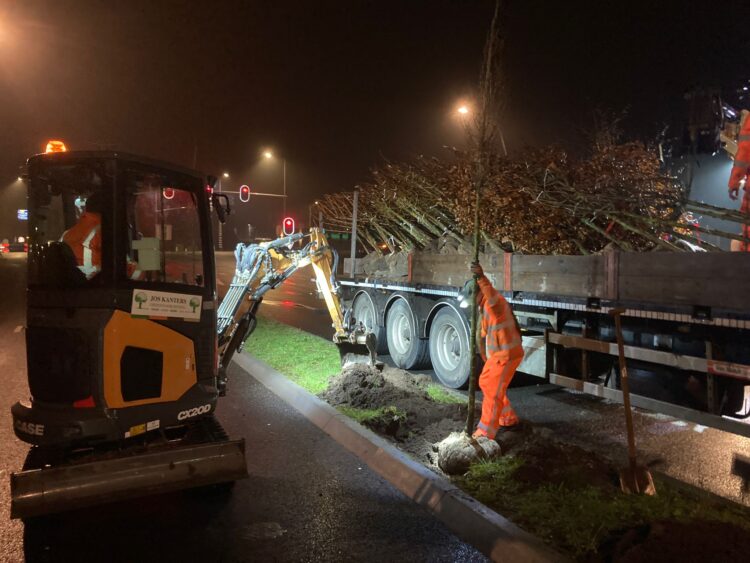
[79,226,100,279]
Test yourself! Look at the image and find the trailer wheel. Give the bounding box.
[386,299,430,370]
[352,293,387,354]
[429,307,470,389]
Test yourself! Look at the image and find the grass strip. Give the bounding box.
[242,316,340,394]
[427,383,466,404]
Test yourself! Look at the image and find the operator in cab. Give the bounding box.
[459,261,524,440]
[61,192,103,280]
[62,193,141,280]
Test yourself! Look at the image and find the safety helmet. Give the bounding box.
[457,279,475,309]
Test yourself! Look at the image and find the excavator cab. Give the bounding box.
[11,152,246,518]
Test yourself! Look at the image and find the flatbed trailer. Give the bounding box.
[340,250,750,437]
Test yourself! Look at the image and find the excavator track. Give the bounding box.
[11,416,246,519]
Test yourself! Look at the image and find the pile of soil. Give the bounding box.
[322,364,468,466]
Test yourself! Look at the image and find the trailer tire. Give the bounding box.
[386,299,430,370]
[429,307,471,389]
[352,293,387,354]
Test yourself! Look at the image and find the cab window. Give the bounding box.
[124,170,204,286]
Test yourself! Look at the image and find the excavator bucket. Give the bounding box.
[337,331,379,368]
[11,439,247,519]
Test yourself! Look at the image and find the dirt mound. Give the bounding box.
[323,365,468,466]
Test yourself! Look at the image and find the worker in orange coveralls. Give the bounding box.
[62,193,141,280]
[459,262,524,439]
[728,110,750,251]
[61,192,104,279]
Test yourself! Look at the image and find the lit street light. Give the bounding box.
[261,149,287,217]
[222,172,230,178]
[457,105,470,115]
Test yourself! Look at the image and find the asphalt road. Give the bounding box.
[0,254,485,562]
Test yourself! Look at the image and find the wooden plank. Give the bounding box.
[619,253,750,310]
[512,255,605,297]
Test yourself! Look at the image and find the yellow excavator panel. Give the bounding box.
[103,310,197,409]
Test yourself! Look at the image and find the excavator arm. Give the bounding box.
[215,228,375,393]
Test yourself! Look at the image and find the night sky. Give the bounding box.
[0,0,748,239]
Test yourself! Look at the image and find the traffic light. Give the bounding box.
[282,217,295,236]
[239,184,250,203]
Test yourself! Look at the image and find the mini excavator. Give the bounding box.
[10,150,375,518]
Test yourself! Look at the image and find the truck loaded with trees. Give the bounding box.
[317,125,750,438]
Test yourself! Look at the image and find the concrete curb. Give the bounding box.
[232,353,566,562]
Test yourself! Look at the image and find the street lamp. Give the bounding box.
[457,104,470,115]
[261,149,287,217]
[216,172,230,250]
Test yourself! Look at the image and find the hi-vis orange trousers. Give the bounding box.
[474,354,523,439]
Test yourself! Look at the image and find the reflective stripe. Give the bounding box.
[487,340,521,352]
[130,269,142,280]
[79,225,100,279]
[738,134,750,142]
[477,421,490,431]
[486,294,500,307]
[487,320,515,331]
[733,160,750,169]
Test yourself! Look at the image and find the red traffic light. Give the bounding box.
[282,217,295,236]
[239,184,250,203]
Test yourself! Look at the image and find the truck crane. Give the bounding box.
[9,150,374,519]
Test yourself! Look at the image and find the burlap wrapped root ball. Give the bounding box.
[436,431,501,475]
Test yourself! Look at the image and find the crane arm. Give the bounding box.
[215,228,374,393]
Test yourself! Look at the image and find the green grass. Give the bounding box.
[426,383,466,404]
[337,405,406,424]
[457,456,750,559]
[242,316,340,394]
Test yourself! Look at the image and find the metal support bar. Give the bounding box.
[549,373,750,439]
[350,188,359,276]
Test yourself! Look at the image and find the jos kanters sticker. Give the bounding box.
[130,289,202,321]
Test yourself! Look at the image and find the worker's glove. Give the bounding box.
[470,261,484,277]
[729,184,740,201]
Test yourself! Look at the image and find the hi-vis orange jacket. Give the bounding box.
[729,113,750,191]
[478,276,524,360]
[62,213,141,280]
[61,212,102,279]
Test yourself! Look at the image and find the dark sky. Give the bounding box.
[0,0,748,238]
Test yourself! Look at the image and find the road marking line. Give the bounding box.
[14,325,23,333]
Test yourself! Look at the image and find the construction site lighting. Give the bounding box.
[263,150,274,159]
[457,105,470,115]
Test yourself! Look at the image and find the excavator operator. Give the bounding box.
[62,192,142,280]
[61,192,103,280]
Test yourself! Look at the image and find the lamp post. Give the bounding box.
[217,172,229,250]
[263,150,287,217]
